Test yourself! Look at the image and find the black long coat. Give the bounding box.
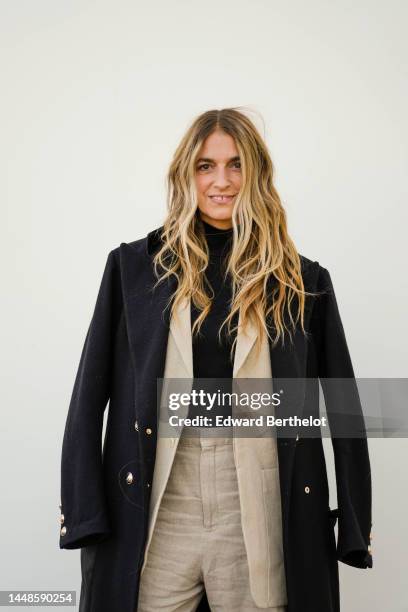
[59,227,373,612]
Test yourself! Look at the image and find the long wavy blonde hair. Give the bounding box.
[152,107,316,363]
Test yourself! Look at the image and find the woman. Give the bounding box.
[59,108,373,612]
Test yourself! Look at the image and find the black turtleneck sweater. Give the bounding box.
[188,219,238,426]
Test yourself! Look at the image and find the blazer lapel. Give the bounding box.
[233,309,257,378]
[169,294,258,380]
[168,296,193,378]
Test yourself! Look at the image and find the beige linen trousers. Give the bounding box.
[138,298,287,609]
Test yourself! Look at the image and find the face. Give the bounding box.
[194,129,242,229]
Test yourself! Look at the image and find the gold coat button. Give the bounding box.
[60,526,67,536]
[304,486,311,494]
[146,428,152,435]
[134,420,139,431]
[60,514,65,524]
[126,472,134,485]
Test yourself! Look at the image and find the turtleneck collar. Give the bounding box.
[201,219,233,257]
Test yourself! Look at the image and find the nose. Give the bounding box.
[212,166,232,189]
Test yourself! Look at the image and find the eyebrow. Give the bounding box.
[196,156,240,164]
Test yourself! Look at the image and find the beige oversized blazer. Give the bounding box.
[140,297,288,609]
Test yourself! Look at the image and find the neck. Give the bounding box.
[201,219,233,257]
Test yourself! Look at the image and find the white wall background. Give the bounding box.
[1,1,407,610]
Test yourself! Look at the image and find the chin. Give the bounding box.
[199,207,233,222]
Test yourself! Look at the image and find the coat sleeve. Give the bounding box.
[313,265,373,569]
[59,249,123,550]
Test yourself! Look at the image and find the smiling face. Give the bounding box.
[194,129,242,229]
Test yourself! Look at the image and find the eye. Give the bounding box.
[232,161,241,169]
[197,163,211,171]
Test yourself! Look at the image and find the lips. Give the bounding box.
[209,195,235,203]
